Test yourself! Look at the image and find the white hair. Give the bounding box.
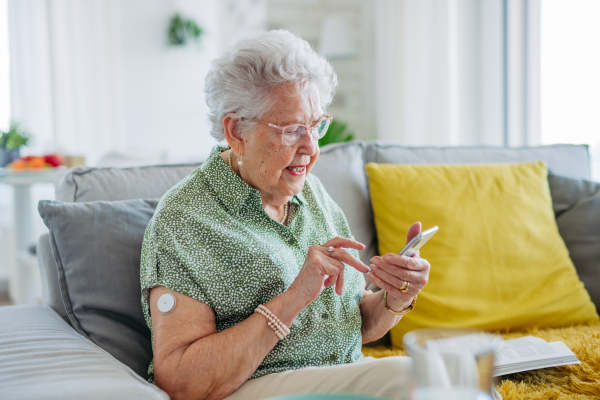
[204,29,338,141]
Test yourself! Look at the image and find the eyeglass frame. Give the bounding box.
[247,115,333,145]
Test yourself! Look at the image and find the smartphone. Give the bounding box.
[365,226,438,291]
[397,226,439,257]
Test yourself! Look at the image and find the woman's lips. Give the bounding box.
[285,165,306,176]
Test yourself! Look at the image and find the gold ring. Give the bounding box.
[399,281,409,293]
[328,246,334,257]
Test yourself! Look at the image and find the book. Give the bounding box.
[422,333,581,377]
[493,335,581,376]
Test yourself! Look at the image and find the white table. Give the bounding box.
[0,168,65,304]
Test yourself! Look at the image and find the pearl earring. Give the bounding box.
[238,156,242,166]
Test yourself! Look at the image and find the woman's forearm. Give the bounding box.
[157,289,306,400]
[359,291,403,344]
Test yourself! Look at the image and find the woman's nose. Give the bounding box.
[298,131,317,156]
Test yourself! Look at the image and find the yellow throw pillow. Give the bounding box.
[365,161,599,348]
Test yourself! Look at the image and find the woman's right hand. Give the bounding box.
[288,237,370,304]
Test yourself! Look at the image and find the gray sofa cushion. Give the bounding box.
[365,143,591,180]
[0,305,167,400]
[43,163,201,327]
[312,141,376,264]
[55,163,202,202]
[548,173,600,308]
[37,233,69,324]
[38,199,159,378]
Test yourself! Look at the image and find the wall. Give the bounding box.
[267,0,376,141]
[119,0,220,163]
[121,0,266,163]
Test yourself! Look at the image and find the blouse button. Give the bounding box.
[321,313,329,319]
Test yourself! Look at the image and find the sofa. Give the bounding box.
[0,141,598,399]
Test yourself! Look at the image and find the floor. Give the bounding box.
[0,283,12,306]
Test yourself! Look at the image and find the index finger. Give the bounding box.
[331,248,370,274]
[381,253,429,271]
[324,236,365,251]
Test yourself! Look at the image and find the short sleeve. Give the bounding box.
[140,212,212,327]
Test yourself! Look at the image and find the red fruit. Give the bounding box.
[43,154,64,167]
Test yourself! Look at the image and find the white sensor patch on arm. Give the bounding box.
[158,293,176,314]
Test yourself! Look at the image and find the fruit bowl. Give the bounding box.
[6,155,64,171]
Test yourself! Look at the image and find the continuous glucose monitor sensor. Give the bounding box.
[158,293,176,314]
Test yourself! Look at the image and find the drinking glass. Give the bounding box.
[403,328,504,400]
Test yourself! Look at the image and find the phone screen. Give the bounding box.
[398,226,438,257]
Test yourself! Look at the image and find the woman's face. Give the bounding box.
[237,83,321,206]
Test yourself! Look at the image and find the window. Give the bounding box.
[541,0,600,181]
[0,0,10,131]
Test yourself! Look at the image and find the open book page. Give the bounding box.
[496,341,570,364]
[493,341,580,376]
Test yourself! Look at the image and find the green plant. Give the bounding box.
[0,122,29,150]
[168,13,203,46]
[318,119,355,147]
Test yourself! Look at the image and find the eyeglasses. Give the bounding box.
[249,115,333,146]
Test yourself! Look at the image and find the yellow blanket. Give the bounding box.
[362,323,600,399]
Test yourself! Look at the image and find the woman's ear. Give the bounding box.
[223,113,244,156]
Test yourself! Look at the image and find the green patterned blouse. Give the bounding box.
[140,144,365,382]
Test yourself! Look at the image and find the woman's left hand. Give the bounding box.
[367,222,431,312]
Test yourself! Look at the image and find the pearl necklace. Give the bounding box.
[280,202,289,225]
[227,150,288,225]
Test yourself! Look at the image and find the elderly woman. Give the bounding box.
[140,30,430,400]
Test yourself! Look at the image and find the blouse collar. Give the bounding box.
[202,144,306,217]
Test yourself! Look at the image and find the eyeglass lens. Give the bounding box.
[281,119,330,145]
[316,119,330,137]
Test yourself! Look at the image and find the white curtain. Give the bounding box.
[8,0,266,165]
[374,0,540,147]
[8,0,55,153]
[9,0,127,162]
